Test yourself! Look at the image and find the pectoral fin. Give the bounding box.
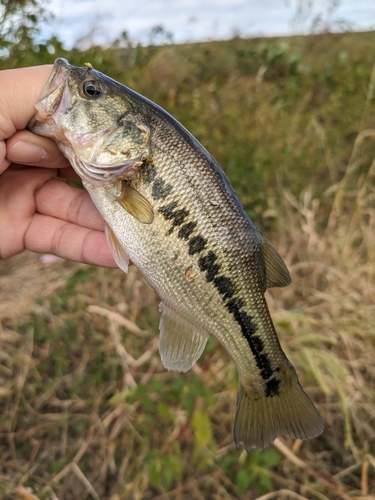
[260,240,291,288]
[158,302,209,372]
[116,182,154,224]
[105,223,130,273]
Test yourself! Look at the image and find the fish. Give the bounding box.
[29,58,324,451]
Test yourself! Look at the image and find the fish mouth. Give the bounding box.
[28,58,72,137]
[38,58,71,108]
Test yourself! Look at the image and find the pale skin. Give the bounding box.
[0,65,116,267]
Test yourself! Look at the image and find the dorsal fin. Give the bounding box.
[158,302,208,372]
[260,240,291,288]
[116,182,154,224]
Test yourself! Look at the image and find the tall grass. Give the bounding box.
[1,32,375,499]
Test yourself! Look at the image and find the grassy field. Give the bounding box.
[1,31,375,499]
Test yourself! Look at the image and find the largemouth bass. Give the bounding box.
[29,58,324,451]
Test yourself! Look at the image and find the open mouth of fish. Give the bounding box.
[28,59,72,140]
[28,58,145,185]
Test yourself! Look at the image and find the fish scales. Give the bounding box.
[29,58,324,451]
[99,107,283,384]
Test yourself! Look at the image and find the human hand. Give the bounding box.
[0,65,116,267]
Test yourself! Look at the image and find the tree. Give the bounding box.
[0,0,48,67]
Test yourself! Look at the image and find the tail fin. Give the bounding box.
[234,363,324,451]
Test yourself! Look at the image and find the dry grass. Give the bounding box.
[1,129,375,499]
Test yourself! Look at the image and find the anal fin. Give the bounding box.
[105,223,130,273]
[158,302,209,373]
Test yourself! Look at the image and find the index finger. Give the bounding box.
[6,129,73,171]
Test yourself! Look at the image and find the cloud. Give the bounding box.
[41,0,375,49]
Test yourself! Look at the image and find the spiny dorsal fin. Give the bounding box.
[116,182,154,224]
[105,223,130,273]
[260,240,291,288]
[158,302,209,373]
[234,362,324,451]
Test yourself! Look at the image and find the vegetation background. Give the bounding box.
[1,1,375,498]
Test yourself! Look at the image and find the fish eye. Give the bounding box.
[82,80,103,98]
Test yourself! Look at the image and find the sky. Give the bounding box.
[41,0,375,48]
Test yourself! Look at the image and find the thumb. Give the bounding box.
[0,65,53,140]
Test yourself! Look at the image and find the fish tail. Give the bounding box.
[234,362,324,451]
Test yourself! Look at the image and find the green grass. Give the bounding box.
[1,30,375,499]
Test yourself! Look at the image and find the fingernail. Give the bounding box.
[7,140,47,164]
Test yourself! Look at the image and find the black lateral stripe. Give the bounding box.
[225,297,245,312]
[159,202,190,236]
[225,286,275,387]
[178,221,197,240]
[152,178,173,200]
[199,250,217,268]
[159,201,189,226]
[188,235,207,255]
[204,263,220,282]
[170,208,189,227]
[231,306,274,381]
[159,201,178,217]
[265,377,281,397]
[141,164,157,183]
[251,335,264,352]
[198,251,220,281]
[256,353,274,380]
[213,275,235,300]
